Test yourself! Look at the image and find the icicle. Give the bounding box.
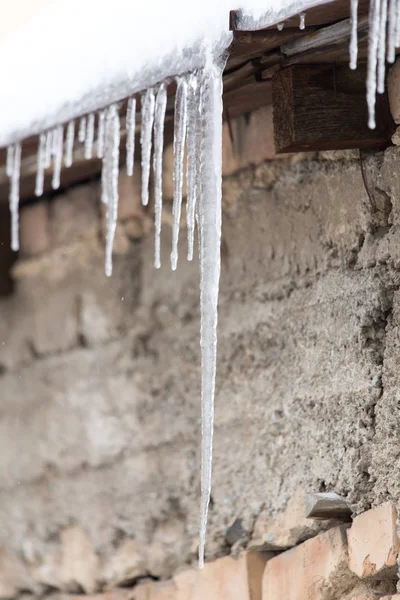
[65,121,75,168]
[52,126,64,190]
[44,130,53,168]
[378,0,388,93]
[35,133,46,197]
[186,72,201,262]
[102,104,120,277]
[350,0,359,69]
[388,0,396,62]
[299,13,306,29]
[97,110,106,159]
[78,116,87,143]
[395,0,400,46]
[6,145,14,177]
[153,84,167,269]
[197,55,224,570]
[9,143,21,252]
[85,113,95,159]
[140,88,156,207]
[126,97,137,176]
[170,76,188,271]
[367,0,381,129]
[277,21,284,30]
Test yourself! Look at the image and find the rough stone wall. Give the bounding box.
[1,113,400,595]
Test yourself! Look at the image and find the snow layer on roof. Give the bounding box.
[0,0,331,147]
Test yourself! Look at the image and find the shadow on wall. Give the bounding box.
[0,204,17,296]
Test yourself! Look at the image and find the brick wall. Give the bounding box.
[1,107,400,597]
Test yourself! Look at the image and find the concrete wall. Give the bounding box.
[1,127,400,595]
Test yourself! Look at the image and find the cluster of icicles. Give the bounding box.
[5,59,223,569]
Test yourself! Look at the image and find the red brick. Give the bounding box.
[262,525,355,600]
[347,501,400,579]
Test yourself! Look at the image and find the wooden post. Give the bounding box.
[272,64,395,153]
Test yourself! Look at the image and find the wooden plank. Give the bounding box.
[272,64,395,153]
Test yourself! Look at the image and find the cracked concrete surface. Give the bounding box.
[1,148,400,591]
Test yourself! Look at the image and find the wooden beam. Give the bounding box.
[272,64,395,153]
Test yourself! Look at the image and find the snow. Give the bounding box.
[0,0,332,148]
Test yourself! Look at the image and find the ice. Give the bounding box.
[299,12,306,28]
[153,83,167,269]
[377,0,388,93]
[6,145,14,177]
[171,75,188,271]
[126,97,137,177]
[35,133,46,197]
[197,55,224,569]
[9,142,21,252]
[387,0,396,62]
[44,130,53,168]
[367,0,381,129]
[186,72,201,262]
[97,110,106,158]
[84,112,95,159]
[277,21,285,29]
[140,88,156,207]
[65,120,75,167]
[78,116,87,142]
[52,125,64,190]
[349,0,358,69]
[395,0,400,46]
[102,104,120,277]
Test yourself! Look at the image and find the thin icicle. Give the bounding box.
[65,121,75,168]
[186,72,201,262]
[97,110,106,159]
[299,12,306,29]
[52,126,64,190]
[395,0,400,46]
[6,145,14,177]
[78,116,87,143]
[350,0,359,69]
[126,97,137,176]
[44,130,53,168]
[140,88,156,207]
[35,133,46,197]
[153,84,167,269]
[170,76,188,271]
[377,0,388,93]
[9,143,21,252]
[388,0,397,62]
[197,56,224,570]
[367,0,381,129]
[102,104,121,277]
[85,113,95,159]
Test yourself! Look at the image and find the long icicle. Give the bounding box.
[126,97,137,176]
[9,142,21,252]
[388,0,397,62]
[78,116,87,143]
[377,0,388,93]
[141,88,156,207]
[171,76,188,271]
[350,0,359,69]
[6,145,15,178]
[186,72,201,261]
[103,104,121,277]
[85,113,95,159]
[44,130,53,168]
[52,125,64,190]
[395,0,400,46]
[367,0,382,129]
[65,121,75,168]
[197,55,224,569]
[35,133,46,197]
[97,110,106,159]
[153,84,167,269]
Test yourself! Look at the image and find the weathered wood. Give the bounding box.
[305,492,352,520]
[272,64,395,153]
